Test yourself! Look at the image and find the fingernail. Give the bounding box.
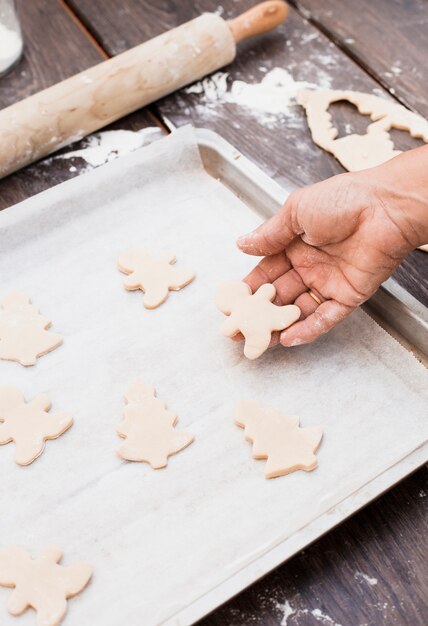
[237,231,256,247]
[236,234,249,245]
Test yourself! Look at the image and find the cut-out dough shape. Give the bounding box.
[0,291,62,366]
[0,386,73,465]
[117,380,194,468]
[234,400,323,478]
[298,89,428,251]
[216,281,300,359]
[0,545,92,626]
[118,247,195,308]
[298,88,428,171]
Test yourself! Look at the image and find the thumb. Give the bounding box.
[237,192,301,256]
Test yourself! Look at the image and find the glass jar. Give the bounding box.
[0,0,23,76]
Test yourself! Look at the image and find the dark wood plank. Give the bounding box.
[66,0,428,307]
[0,0,160,209]
[291,0,428,118]
[1,0,99,108]
[197,466,428,626]
[394,251,428,307]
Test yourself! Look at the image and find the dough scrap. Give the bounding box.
[117,380,194,468]
[216,280,300,359]
[0,545,92,626]
[0,386,73,465]
[118,247,195,309]
[234,400,323,478]
[0,291,62,366]
[297,88,428,172]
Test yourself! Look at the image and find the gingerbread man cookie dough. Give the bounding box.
[117,380,194,468]
[216,281,300,359]
[234,400,323,478]
[0,292,62,366]
[0,386,73,465]
[0,545,92,626]
[118,247,195,309]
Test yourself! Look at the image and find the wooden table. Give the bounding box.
[1,1,427,624]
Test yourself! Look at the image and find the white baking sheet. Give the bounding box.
[0,126,427,626]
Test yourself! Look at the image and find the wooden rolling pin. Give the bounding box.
[0,1,288,179]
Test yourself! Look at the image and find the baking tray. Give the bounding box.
[182,129,428,623]
[0,127,426,626]
[196,129,428,359]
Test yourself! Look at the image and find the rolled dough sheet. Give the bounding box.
[0,127,426,626]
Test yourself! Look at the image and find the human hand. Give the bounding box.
[237,147,428,347]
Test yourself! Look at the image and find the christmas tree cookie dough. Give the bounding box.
[118,247,195,309]
[0,291,62,366]
[117,380,194,468]
[0,545,92,626]
[0,386,73,466]
[216,281,300,359]
[234,400,323,478]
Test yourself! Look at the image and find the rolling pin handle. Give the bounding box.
[227,1,289,44]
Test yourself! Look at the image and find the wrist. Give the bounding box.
[364,145,428,248]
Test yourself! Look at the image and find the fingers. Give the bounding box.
[280,300,353,347]
[232,330,280,347]
[244,253,291,292]
[294,291,322,318]
[272,269,307,305]
[237,194,301,257]
[243,255,308,305]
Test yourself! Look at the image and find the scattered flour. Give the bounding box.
[355,571,378,586]
[213,5,225,16]
[184,67,324,127]
[311,608,343,625]
[0,22,22,74]
[300,32,320,45]
[276,600,295,625]
[47,127,163,168]
[79,74,94,84]
[228,68,316,118]
[276,600,343,626]
[185,71,229,99]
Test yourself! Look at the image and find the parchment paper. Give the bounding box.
[0,126,427,626]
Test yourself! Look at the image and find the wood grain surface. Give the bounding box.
[1,2,427,625]
[291,0,428,117]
